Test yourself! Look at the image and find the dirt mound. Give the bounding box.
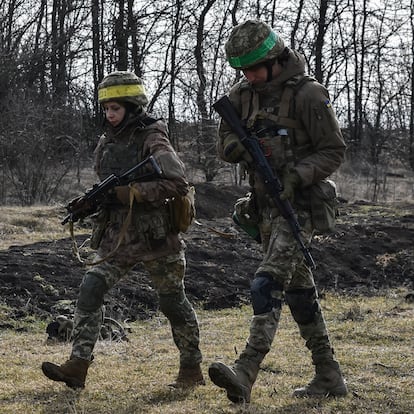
[0,183,413,325]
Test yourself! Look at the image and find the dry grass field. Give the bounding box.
[0,292,413,413]
[0,176,413,413]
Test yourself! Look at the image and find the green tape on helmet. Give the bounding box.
[228,31,278,69]
[225,20,285,69]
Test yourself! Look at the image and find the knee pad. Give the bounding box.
[250,272,283,315]
[285,287,320,325]
[77,273,107,312]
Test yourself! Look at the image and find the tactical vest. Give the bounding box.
[240,75,315,173]
[94,117,173,251]
[99,116,159,179]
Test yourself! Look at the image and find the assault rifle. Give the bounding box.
[213,95,316,269]
[61,155,163,225]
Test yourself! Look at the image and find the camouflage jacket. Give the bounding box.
[93,111,188,264]
[217,49,346,209]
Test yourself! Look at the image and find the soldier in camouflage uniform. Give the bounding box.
[208,20,348,403]
[42,71,204,390]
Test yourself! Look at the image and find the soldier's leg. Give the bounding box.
[42,259,129,388]
[145,251,203,387]
[209,212,297,403]
[209,272,282,403]
[71,260,129,360]
[285,228,347,397]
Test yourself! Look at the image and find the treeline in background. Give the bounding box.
[1,0,413,205]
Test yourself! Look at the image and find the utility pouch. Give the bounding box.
[310,179,338,234]
[170,186,196,233]
[233,192,261,242]
[90,209,109,249]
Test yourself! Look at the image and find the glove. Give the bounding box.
[223,137,253,164]
[280,169,302,202]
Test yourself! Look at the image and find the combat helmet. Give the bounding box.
[225,20,285,69]
[98,71,148,108]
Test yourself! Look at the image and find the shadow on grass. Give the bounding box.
[142,385,195,404]
[34,388,83,414]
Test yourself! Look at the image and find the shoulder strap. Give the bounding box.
[255,75,315,129]
[241,75,315,130]
[140,115,160,127]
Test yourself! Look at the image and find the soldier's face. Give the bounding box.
[242,62,283,85]
[243,65,268,84]
[103,101,126,127]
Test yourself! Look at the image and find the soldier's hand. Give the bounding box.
[280,169,302,202]
[223,137,253,164]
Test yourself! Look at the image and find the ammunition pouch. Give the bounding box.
[310,179,338,234]
[170,186,196,233]
[131,204,171,241]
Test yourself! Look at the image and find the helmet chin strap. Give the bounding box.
[265,59,276,82]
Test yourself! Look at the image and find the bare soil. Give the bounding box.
[0,183,413,326]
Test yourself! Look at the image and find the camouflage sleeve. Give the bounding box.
[216,82,245,162]
[130,121,189,203]
[93,134,107,178]
[294,82,346,187]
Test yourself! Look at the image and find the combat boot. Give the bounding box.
[41,357,91,389]
[208,347,263,403]
[293,359,347,397]
[169,364,205,389]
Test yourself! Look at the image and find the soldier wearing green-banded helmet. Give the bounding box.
[42,71,204,390]
[225,20,286,81]
[209,20,348,403]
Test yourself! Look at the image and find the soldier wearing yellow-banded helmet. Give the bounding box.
[209,20,348,403]
[97,71,149,108]
[42,71,204,390]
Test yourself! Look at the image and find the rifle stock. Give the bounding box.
[213,96,316,269]
[62,155,163,225]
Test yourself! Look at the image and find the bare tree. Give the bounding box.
[314,0,328,83]
[193,0,220,181]
[410,0,414,170]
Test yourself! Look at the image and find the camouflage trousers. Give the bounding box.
[70,251,202,367]
[257,207,315,290]
[248,207,333,361]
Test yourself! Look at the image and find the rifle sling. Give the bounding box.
[70,186,139,266]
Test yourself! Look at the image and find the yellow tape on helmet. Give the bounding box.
[98,84,146,102]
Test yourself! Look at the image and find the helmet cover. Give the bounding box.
[225,20,285,69]
[98,71,148,107]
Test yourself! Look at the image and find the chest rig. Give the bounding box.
[98,116,159,180]
[240,75,315,173]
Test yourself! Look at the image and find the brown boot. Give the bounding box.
[208,348,263,403]
[169,364,205,389]
[41,357,91,389]
[293,360,348,397]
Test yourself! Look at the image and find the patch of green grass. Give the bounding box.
[0,291,413,413]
